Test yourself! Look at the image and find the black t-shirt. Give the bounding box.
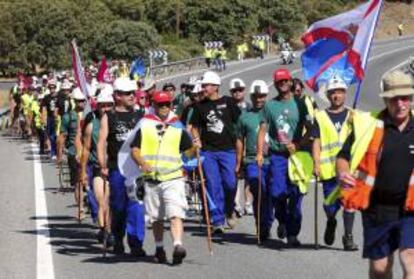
[41,94,58,119]
[56,92,72,116]
[130,127,192,152]
[107,110,143,169]
[338,112,414,206]
[190,96,241,151]
[311,109,348,139]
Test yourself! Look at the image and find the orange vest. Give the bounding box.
[341,117,414,211]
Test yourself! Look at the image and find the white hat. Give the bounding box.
[326,75,348,92]
[230,78,246,90]
[97,86,114,104]
[61,79,72,90]
[71,87,86,100]
[250,80,269,94]
[113,77,137,92]
[191,80,203,94]
[142,78,156,91]
[42,74,48,80]
[201,71,221,86]
[48,79,57,87]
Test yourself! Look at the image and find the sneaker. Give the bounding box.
[131,246,147,258]
[154,247,167,264]
[244,203,254,216]
[226,215,238,229]
[324,218,337,246]
[277,224,287,239]
[287,236,301,247]
[342,234,359,251]
[172,245,187,265]
[113,241,125,255]
[213,225,225,235]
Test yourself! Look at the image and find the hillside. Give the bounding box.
[375,1,414,39]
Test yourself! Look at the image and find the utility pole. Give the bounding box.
[175,0,181,39]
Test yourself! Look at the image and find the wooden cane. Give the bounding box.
[102,178,108,257]
[314,176,319,250]
[196,149,213,256]
[257,164,262,245]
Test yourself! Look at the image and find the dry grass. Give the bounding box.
[0,90,9,109]
[375,2,414,39]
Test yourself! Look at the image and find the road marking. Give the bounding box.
[32,143,55,279]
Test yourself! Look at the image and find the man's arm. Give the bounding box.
[236,138,244,176]
[336,133,356,187]
[256,123,266,166]
[131,147,152,173]
[97,113,109,177]
[312,138,321,177]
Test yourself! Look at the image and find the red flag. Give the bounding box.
[97,56,107,82]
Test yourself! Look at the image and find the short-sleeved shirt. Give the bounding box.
[60,111,79,156]
[190,96,241,151]
[338,111,414,206]
[173,93,186,116]
[41,94,58,119]
[180,103,196,126]
[311,109,349,139]
[236,107,269,164]
[260,96,308,153]
[56,92,72,116]
[130,128,192,152]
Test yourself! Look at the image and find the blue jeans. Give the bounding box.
[322,178,341,218]
[109,168,145,248]
[269,153,304,237]
[46,117,56,156]
[202,150,237,226]
[245,163,274,231]
[86,164,99,223]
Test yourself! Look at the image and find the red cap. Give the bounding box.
[273,68,292,82]
[152,91,172,103]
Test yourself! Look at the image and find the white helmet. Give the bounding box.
[113,77,137,92]
[187,75,199,86]
[250,80,269,95]
[191,80,203,94]
[71,87,86,100]
[326,75,348,92]
[61,79,72,90]
[97,86,114,104]
[142,78,156,92]
[230,78,246,90]
[201,71,221,86]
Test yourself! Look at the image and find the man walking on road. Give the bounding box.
[97,77,146,256]
[257,68,311,246]
[311,76,358,251]
[131,91,197,265]
[337,70,414,279]
[190,71,241,234]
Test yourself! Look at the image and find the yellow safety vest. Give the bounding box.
[304,95,316,120]
[204,48,213,59]
[315,110,351,180]
[31,100,43,129]
[220,49,227,60]
[258,40,265,50]
[288,151,314,194]
[140,121,183,182]
[21,93,33,116]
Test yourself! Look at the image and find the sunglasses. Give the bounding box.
[117,91,135,96]
[155,102,171,107]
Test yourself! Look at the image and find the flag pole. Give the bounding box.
[352,0,384,109]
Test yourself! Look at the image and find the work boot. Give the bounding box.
[287,236,301,247]
[172,245,187,265]
[113,240,125,255]
[342,234,359,251]
[277,223,287,239]
[324,217,337,246]
[259,229,271,244]
[153,247,167,264]
[212,225,225,235]
[131,246,147,258]
[103,232,114,248]
[97,228,105,244]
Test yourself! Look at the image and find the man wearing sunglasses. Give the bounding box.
[130,91,196,265]
[97,77,146,257]
[190,71,241,234]
[257,68,311,247]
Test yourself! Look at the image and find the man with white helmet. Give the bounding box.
[236,80,273,242]
[81,84,114,245]
[57,87,87,218]
[230,78,251,112]
[190,71,241,234]
[311,75,358,251]
[97,77,146,256]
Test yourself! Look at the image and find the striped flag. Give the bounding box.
[71,39,89,97]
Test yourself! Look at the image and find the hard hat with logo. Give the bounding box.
[113,77,137,92]
[153,91,172,103]
[97,84,114,104]
[201,71,221,85]
[230,78,246,90]
[326,75,348,92]
[250,80,269,95]
[71,87,86,100]
[273,68,292,82]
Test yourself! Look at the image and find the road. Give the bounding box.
[1,36,414,279]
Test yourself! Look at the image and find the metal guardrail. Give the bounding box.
[149,56,206,78]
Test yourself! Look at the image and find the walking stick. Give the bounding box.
[314,176,319,250]
[257,165,262,245]
[77,181,84,223]
[196,149,213,256]
[102,178,108,258]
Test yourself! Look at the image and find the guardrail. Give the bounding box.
[148,56,206,79]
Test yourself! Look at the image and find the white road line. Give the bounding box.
[32,143,55,279]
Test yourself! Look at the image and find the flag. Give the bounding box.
[97,56,108,83]
[130,57,146,80]
[71,39,89,96]
[301,0,383,92]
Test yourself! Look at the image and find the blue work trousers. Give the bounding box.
[109,168,145,248]
[269,154,304,237]
[322,178,341,218]
[245,163,274,231]
[202,150,237,226]
[46,117,56,157]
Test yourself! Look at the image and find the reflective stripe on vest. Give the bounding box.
[140,122,183,181]
[315,110,350,180]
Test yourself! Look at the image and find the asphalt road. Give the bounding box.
[1,36,414,279]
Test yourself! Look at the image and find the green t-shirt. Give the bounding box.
[60,111,79,156]
[260,96,308,153]
[173,93,186,116]
[236,108,269,164]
